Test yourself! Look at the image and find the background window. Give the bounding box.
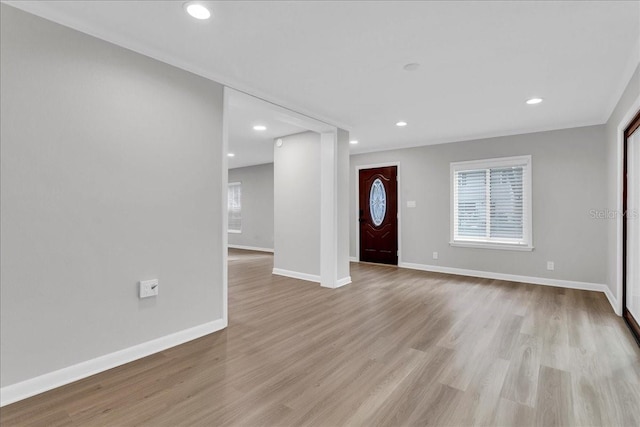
[451,155,532,250]
[228,182,242,233]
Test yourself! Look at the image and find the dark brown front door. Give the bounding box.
[359,166,398,265]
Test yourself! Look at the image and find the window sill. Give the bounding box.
[449,241,534,252]
[228,230,242,234]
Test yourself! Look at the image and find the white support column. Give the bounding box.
[320,131,339,288]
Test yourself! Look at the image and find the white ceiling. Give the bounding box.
[7,0,640,163]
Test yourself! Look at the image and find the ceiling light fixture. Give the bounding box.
[184,2,211,20]
[253,125,267,131]
[526,97,543,105]
[396,121,408,127]
[350,140,359,145]
[227,153,235,157]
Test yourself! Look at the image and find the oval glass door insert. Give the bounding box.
[369,178,387,226]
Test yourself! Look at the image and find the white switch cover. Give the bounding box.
[139,279,159,298]
[433,252,439,260]
[546,261,555,271]
[407,201,417,208]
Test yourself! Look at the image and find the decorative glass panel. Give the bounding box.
[369,178,386,226]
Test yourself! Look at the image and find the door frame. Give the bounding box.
[616,94,640,316]
[622,109,640,344]
[355,162,401,263]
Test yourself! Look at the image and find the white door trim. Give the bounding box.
[221,87,230,324]
[626,129,640,322]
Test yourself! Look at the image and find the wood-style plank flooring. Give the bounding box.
[2,249,639,426]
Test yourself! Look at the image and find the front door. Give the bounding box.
[359,166,398,265]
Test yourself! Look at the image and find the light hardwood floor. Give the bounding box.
[2,249,639,426]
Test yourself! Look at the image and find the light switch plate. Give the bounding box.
[139,279,159,298]
[407,201,416,208]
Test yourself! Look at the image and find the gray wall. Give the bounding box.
[0,5,224,387]
[350,125,608,284]
[605,64,640,301]
[274,132,321,276]
[228,163,274,250]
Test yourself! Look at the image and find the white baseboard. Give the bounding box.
[336,276,352,288]
[349,257,358,262]
[321,276,352,289]
[228,244,274,253]
[0,318,227,407]
[272,268,320,283]
[604,287,621,316]
[398,261,609,293]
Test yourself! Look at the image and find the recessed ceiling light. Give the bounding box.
[253,125,267,131]
[350,140,359,145]
[526,97,543,105]
[227,153,235,157]
[403,63,420,71]
[396,121,408,127]
[184,2,211,20]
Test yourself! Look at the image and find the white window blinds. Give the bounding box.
[451,156,532,249]
[228,182,242,233]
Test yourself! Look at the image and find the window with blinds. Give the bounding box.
[228,182,242,233]
[450,155,532,250]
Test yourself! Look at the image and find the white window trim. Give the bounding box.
[450,155,533,251]
[227,181,242,234]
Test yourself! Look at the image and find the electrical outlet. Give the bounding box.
[433,252,439,260]
[546,261,554,271]
[139,279,159,298]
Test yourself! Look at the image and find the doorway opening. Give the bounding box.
[223,88,349,323]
